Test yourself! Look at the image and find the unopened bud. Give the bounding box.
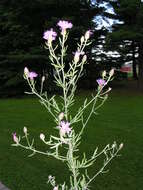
[112,143,116,148]
[42,76,45,82]
[48,175,53,180]
[40,133,45,141]
[102,70,106,78]
[82,55,87,63]
[23,127,27,134]
[58,112,64,121]
[119,143,123,149]
[80,36,84,44]
[74,52,80,63]
[24,67,29,76]
[108,87,112,92]
[85,30,92,40]
[12,133,19,144]
[109,69,114,77]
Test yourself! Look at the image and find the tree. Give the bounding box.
[105,0,143,88]
[0,0,101,96]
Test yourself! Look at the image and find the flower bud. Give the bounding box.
[24,67,29,76]
[109,69,114,77]
[74,52,80,63]
[42,76,45,82]
[102,70,106,78]
[119,143,124,149]
[85,30,92,40]
[40,133,45,141]
[58,112,64,121]
[112,143,116,148]
[48,175,52,180]
[23,127,27,134]
[12,133,19,144]
[80,36,84,44]
[108,87,112,92]
[82,55,87,63]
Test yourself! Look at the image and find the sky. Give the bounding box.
[94,1,115,30]
[93,0,143,29]
[92,0,122,31]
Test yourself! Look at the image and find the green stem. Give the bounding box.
[68,140,78,190]
[61,33,68,120]
[86,146,121,187]
[26,77,58,122]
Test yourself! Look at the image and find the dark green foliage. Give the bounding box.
[0,0,100,96]
[105,0,143,86]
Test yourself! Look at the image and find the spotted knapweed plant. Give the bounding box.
[12,20,123,190]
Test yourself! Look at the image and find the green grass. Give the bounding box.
[0,90,143,190]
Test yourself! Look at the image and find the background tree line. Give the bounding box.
[0,0,143,97]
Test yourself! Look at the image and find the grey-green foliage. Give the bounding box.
[12,25,123,190]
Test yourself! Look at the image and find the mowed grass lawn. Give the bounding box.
[0,89,143,190]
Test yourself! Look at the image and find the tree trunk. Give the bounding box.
[132,41,138,79]
[138,42,143,90]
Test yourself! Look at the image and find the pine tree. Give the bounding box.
[105,0,143,88]
[0,0,101,95]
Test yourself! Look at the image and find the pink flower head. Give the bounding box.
[58,121,71,136]
[43,28,57,41]
[28,71,38,80]
[12,132,19,144]
[96,79,106,87]
[57,20,73,31]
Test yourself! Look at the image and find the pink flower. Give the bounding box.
[43,29,57,41]
[57,20,73,31]
[23,67,38,80]
[12,132,19,144]
[28,71,38,80]
[96,79,106,86]
[58,121,71,136]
